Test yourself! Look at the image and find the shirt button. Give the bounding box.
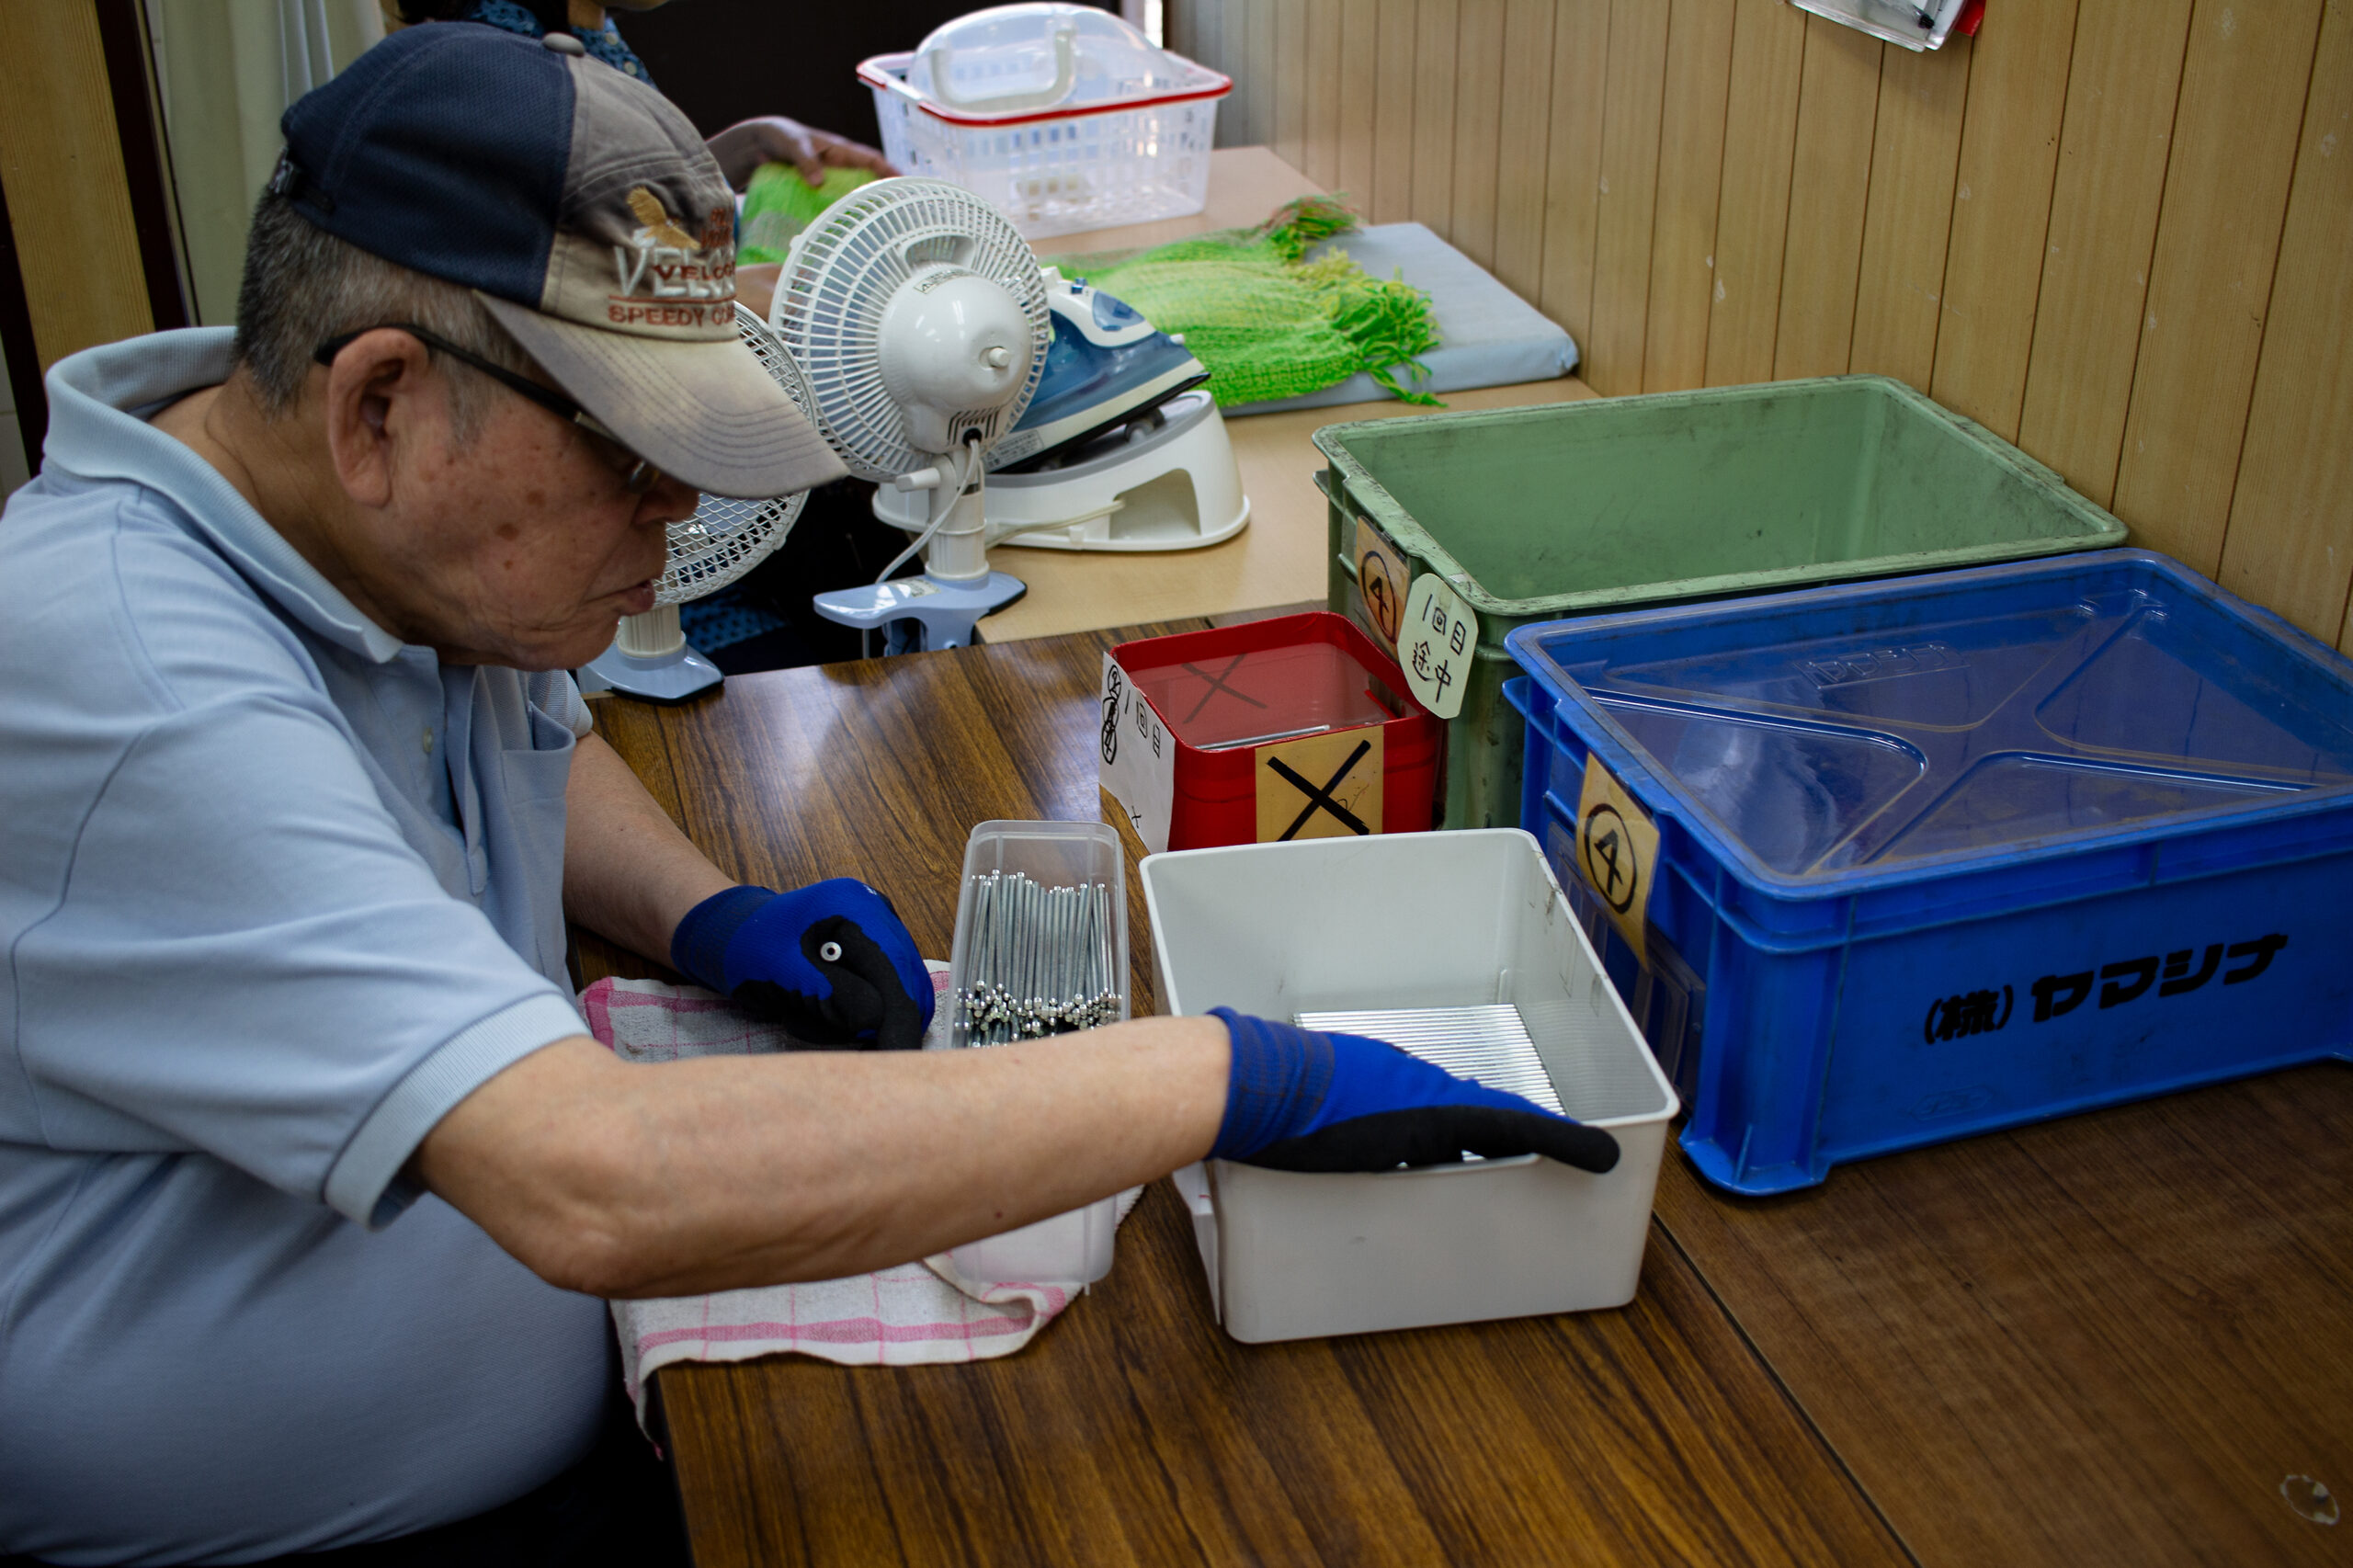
[422,729,435,755]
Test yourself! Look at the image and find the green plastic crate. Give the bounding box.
[1318,375,2130,830]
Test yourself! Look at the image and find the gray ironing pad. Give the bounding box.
[1222,222,1580,416]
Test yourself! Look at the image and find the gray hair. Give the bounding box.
[232,188,535,437]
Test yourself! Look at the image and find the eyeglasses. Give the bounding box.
[312,324,664,495]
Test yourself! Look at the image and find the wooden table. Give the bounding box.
[963,147,1597,644]
[580,637,2353,1568]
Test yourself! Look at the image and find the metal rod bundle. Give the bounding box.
[957,872,1120,1045]
[1295,1006,1567,1116]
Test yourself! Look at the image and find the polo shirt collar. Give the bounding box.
[41,328,406,664]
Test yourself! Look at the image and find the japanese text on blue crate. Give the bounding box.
[1922,934,2289,1044]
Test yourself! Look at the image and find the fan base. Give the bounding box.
[811,571,1027,652]
[577,641,724,704]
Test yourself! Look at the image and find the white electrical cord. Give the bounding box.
[862,434,989,660]
[873,433,987,587]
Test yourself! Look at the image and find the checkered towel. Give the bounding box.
[578,968,1139,1417]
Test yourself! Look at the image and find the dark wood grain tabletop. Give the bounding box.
[576,628,2352,1568]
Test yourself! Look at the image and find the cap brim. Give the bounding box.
[478,294,847,499]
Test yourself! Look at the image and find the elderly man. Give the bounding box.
[0,24,1610,1565]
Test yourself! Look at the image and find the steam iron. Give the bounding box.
[985,268,1207,467]
[872,268,1253,554]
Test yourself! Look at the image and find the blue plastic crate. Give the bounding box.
[1505,550,2353,1195]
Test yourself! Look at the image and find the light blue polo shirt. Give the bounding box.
[0,330,613,1564]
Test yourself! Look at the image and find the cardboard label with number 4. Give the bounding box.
[1576,753,1660,961]
[1398,574,1475,721]
[1352,517,1409,658]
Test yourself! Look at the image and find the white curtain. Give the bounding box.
[147,0,387,325]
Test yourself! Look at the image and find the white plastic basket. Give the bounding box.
[858,28,1229,241]
[1143,830,1679,1344]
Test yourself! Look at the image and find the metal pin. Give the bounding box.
[957,871,1120,1043]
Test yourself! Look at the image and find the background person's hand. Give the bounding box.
[1207,1008,1620,1174]
[672,881,934,1050]
[706,116,899,191]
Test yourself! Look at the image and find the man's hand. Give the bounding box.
[1208,1008,1620,1174]
[705,116,898,190]
[672,881,935,1051]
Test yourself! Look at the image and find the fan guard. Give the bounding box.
[652,309,815,606]
[775,179,1051,482]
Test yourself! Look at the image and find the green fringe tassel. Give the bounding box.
[1082,194,1444,408]
[1257,192,1365,262]
[1304,256,1445,406]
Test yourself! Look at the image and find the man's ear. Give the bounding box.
[319,328,438,509]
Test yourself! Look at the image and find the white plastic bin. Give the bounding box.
[938,820,1131,1288]
[858,6,1230,239]
[1142,830,1677,1343]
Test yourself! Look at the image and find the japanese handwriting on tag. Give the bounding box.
[1398,574,1476,721]
[1097,653,1176,854]
[1352,517,1409,658]
[1575,753,1659,962]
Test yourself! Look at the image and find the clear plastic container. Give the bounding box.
[1129,642,1399,752]
[858,6,1231,240]
[907,5,1178,110]
[1103,612,1444,850]
[938,820,1131,1287]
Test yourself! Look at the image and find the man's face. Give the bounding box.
[365,375,696,671]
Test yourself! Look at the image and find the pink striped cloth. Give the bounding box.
[578,968,1135,1416]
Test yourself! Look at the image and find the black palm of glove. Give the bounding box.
[731,914,928,1051]
[1246,1103,1620,1174]
[1209,1007,1620,1174]
[672,881,936,1051]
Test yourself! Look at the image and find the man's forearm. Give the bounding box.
[415,1015,1230,1298]
[563,730,735,966]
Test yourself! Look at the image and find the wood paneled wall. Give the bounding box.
[1169,0,2353,653]
[0,0,156,370]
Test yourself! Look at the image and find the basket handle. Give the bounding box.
[923,24,1080,113]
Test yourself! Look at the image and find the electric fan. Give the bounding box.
[578,310,816,703]
[773,178,1052,651]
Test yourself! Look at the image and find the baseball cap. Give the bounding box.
[272,22,846,500]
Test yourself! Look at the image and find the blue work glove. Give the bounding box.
[672,881,935,1051]
[1207,1008,1620,1174]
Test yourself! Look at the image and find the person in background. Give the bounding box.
[388,0,899,194]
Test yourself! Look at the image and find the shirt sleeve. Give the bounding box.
[11,558,587,1229]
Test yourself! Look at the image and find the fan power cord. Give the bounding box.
[862,435,987,661]
[872,433,987,588]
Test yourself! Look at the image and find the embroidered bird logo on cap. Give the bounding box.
[626,186,698,249]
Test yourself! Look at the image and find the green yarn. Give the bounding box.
[739,165,876,265]
[1068,195,1441,409]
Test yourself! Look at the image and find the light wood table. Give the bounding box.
[1030,144,1323,259]
[970,149,1596,644]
